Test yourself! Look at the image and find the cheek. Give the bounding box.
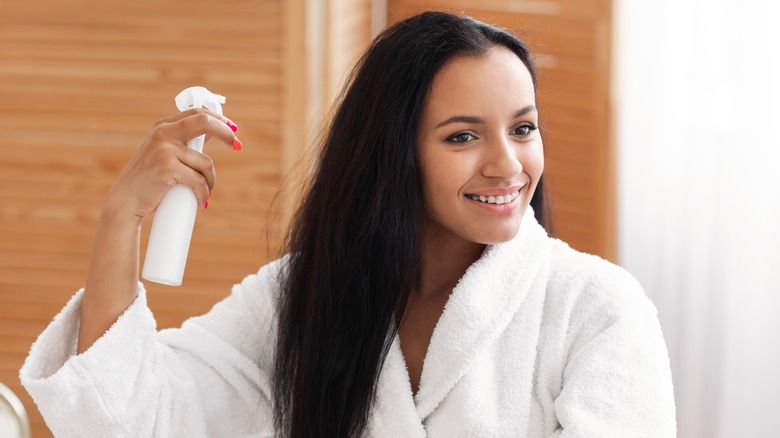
[421,163,456,209]
[419,154,471,221]
[420,150,467,194]
[524,142,544,179]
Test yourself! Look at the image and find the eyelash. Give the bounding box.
[445,123,538,144]
[447,132,477,143]
[511,123,538,137]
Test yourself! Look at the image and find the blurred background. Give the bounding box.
[0,0,777,436]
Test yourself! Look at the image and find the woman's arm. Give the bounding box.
[21,263,281,437]
[77,108,239,353]
[551,272,677,438]
[77,201,142,353]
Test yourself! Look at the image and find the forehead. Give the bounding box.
[423,46,536,118]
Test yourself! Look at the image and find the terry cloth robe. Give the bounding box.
[20,208,676,437]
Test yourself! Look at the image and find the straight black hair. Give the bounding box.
[273,11,551,438]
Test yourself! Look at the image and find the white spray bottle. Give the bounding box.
[142,86,226,286]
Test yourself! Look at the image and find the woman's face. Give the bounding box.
[417,46,543,246]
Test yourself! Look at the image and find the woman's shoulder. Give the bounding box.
[544,237,656,321]
[232,255,291,315]
[243,255,290,291]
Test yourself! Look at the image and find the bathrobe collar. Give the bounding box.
[370,207,553,434]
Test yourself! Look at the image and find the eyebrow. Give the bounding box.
[434,105,537,129]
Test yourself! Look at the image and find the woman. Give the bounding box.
[21,11,675,437]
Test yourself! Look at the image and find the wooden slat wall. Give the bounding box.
[0,1,285,436]
[388,0,615,260]
[283,0,375,216]
[0,0,376,435]
[325,0,374,106]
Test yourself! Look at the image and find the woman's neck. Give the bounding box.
[416,222,486,299]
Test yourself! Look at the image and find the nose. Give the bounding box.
[481,135,522,178]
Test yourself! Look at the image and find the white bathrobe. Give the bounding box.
[20,210,676,437]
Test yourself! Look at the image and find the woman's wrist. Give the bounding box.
[98,194,144,231]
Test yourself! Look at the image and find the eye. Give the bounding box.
[446,132,477,143]
[511,123,538,137]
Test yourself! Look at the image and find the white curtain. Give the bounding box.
[615,0,780,436]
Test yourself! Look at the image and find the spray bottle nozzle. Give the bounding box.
[175,86,226,116]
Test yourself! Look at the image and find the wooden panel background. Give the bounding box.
[0,0,377,434]
[388,0,615,260]
[325,0,374,106]
[0,1,286,436]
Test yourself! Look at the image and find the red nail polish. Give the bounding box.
[232,138,242,151]
[204,200,209,209]
[226,120,238,133]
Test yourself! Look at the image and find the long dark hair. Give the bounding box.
[273,11,550,437]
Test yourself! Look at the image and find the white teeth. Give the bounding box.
[467,190,520,204]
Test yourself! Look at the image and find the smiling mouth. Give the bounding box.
[465,190,520,205]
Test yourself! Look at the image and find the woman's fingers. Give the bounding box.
[106,109,242,221]
[174,161,212,208]
[154,108,240,151]
[177,147,216,194]
[155,107,238,132]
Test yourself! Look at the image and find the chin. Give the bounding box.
[471,226,521,245]
[476,213,526,244]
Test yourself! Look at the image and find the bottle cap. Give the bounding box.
[175,86,225,115]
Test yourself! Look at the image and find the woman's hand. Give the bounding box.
[101,108,241,227]
[77,108,241,354]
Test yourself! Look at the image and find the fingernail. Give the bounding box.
[226,120,238,133]
[204,200,209,209]
[208,189,213,198]
[232,138,242,151]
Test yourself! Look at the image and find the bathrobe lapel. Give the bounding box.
[369,209,552,435]
[369,337,428,437]
[414,210,551,420]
